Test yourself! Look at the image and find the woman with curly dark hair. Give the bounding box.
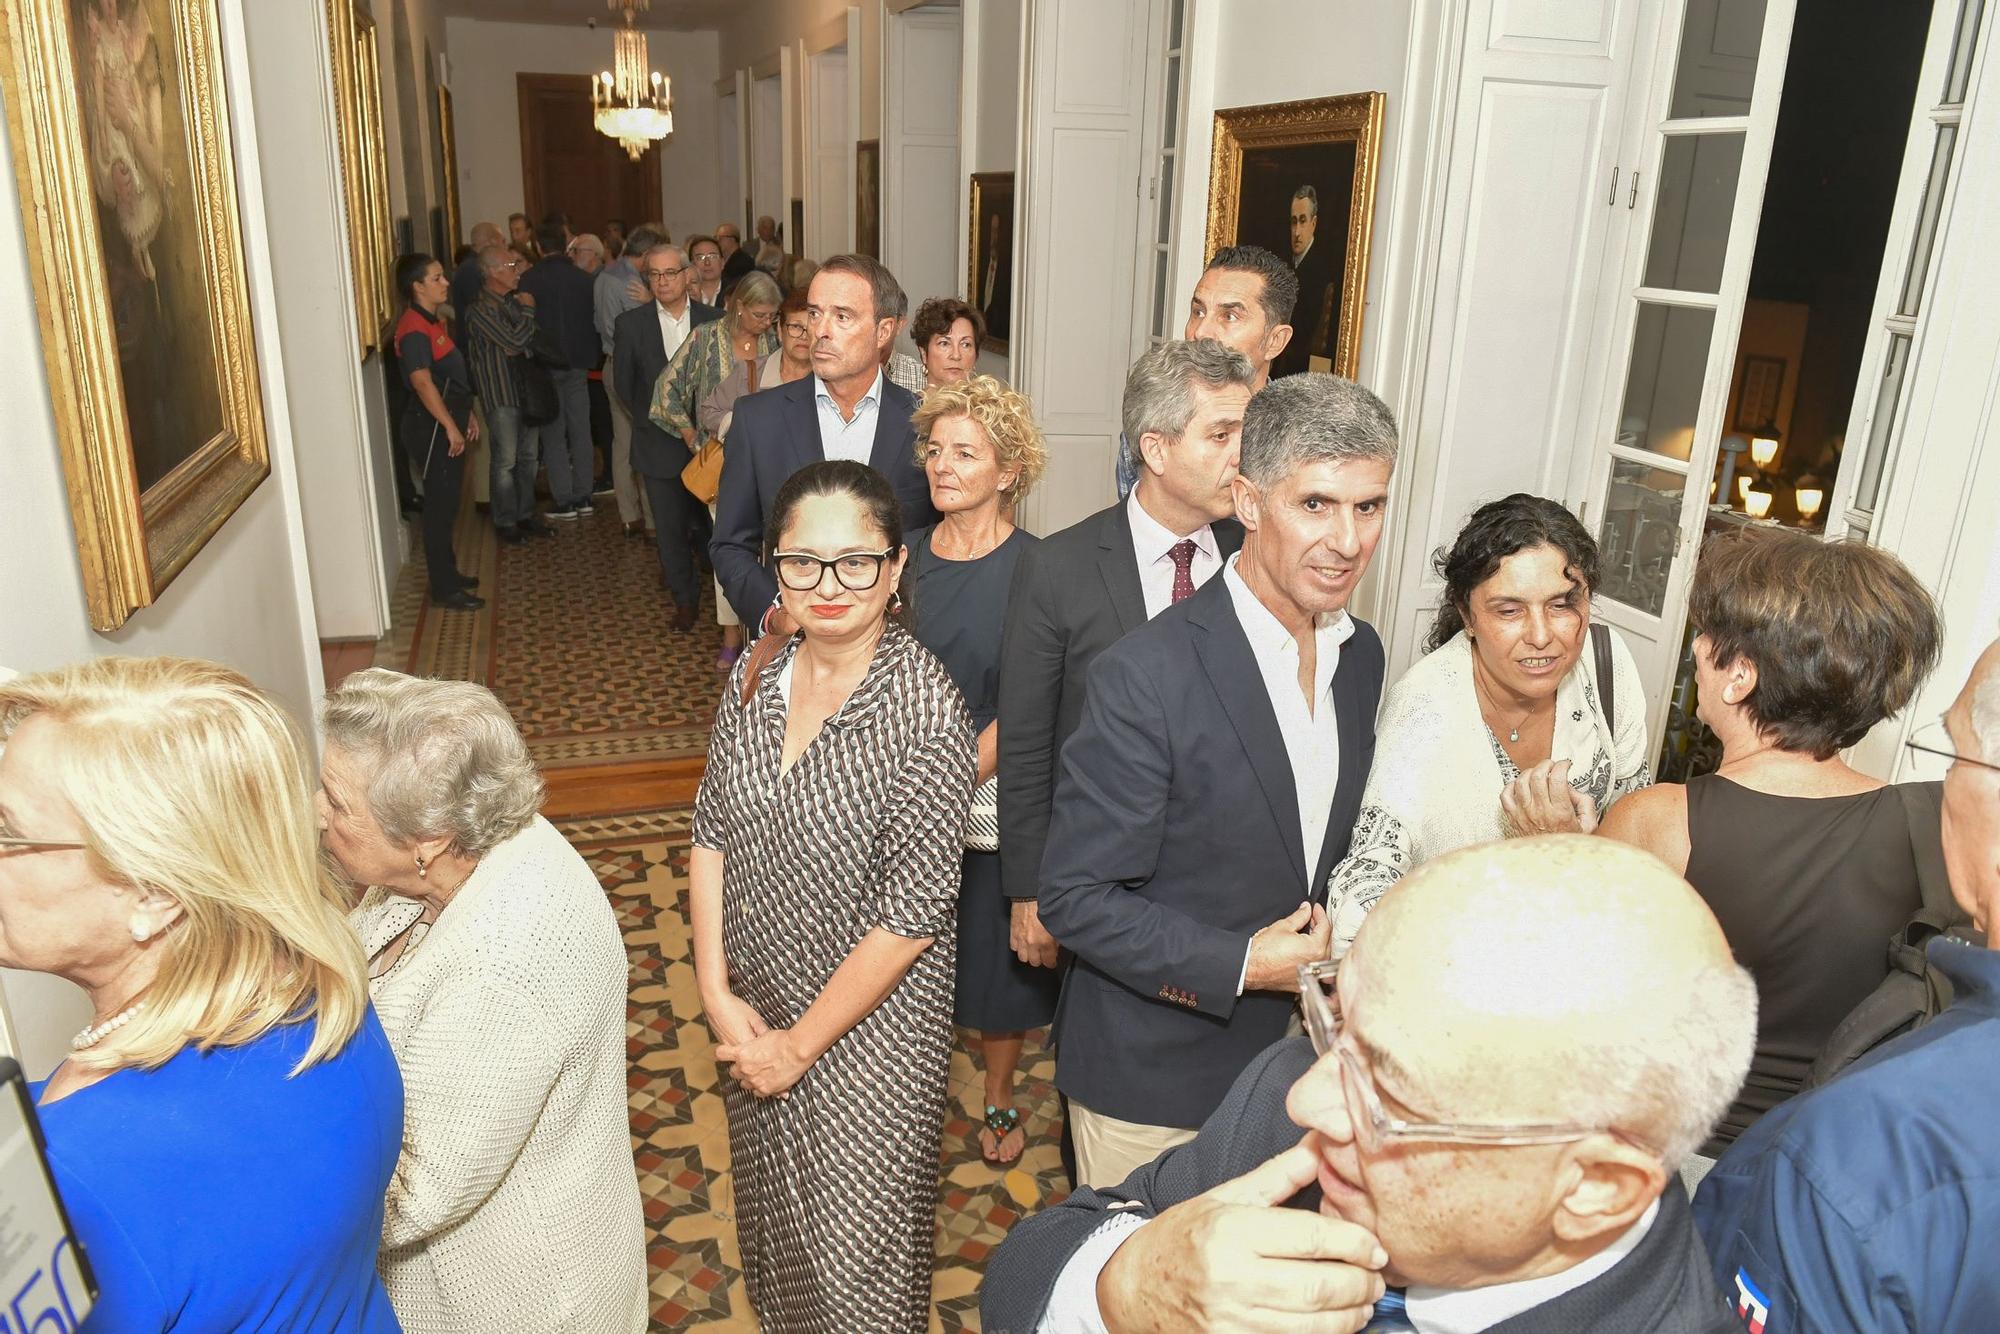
[1326,493,1651,951]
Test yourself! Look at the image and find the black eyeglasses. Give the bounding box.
[1906,718,2000,774]
[773,548,898,592]
[645,266,687,280]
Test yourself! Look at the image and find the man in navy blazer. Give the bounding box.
[1039,373,1400,1189]
[710,254,935,629]
[612,242,720,629]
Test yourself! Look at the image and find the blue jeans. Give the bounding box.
[544,367,595,507]
[486,403,541,529]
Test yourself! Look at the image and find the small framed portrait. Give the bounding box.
[1733,355,1786,434]
[1,0,271,631]
[1206,92,1386,380]
[968,171,1014,354]
[855,139,880,258]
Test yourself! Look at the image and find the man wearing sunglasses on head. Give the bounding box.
[985,835,1755,1333]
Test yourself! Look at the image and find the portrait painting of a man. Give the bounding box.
[969,171,1014,352]
[77,0,225,493]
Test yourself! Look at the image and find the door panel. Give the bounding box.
[517,74,659,238]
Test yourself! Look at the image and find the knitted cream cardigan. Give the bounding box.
[351,815,647,1334]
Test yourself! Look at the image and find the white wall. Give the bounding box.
[966,0,1022,379]
[444,18,724,245]
[0,0,329,1077]
[715,0,885,142]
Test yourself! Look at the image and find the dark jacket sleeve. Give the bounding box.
[711,404,776,623]
[980,1037,1318,1333]
[996,541,1064,902]
[1036,644,1250,1019]
[611,312,644,421]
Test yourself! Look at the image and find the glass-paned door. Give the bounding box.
[1570,0,1795,746]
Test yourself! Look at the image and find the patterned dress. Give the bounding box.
[693,623,973,1332]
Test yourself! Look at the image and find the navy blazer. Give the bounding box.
[1037,572,1383,1129]
[982,1038,1739,1334]
[517,255,601,370]
[708,373,933,625]
[610,300,721,480]
[995,501,1243,903]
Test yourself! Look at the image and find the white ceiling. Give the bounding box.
[437,0,740,32]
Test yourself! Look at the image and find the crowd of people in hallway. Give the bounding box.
[4,228,1996,1334]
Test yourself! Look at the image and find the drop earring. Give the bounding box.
[889,589,904,615]
[415,853,429,879]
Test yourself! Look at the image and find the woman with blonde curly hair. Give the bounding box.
[318,668,647,1333]
[905,373,1052,1163]
[0,656,400,1330]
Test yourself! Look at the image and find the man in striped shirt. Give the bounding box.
[463,245,553,544]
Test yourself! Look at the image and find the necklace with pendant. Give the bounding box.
[1475,666,1535,744]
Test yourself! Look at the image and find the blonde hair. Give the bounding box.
[911,374,1050,503]
[0,657,369,1074]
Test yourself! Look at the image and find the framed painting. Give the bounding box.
[968,171,1014,354]
[855,138,879,258]
[1733,354,1785,434]
[1,0,270,632]
[435,82,460,256]
[328,0,393,357]
[1206,92,1385,380]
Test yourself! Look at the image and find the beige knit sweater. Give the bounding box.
[351,816,647,1333]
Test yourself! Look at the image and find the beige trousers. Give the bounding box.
[1069,1101,1198,1191]
[603,358,652,529]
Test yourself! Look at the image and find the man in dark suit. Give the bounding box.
[985,837,1757,1333]
[716,221,755,300]
[710,253,935,631]
[997,339,1263,969]
[613,242,720,630]
[1038,372,1400,1188]
[519,218,602,517]
[1275,184,1339,379]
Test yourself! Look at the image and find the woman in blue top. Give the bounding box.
[0,656,403,1332]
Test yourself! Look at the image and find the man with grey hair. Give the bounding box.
[463,243,552,543]
[1034,371,1398,1188]
[450,220,505,322]
[1694,633,2000,1331]
[595,223,667,537]
[998,340,1259,1000]
[1278,183,1337,378]
[987,836,1757,1333]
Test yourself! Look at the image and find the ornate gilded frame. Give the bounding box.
[327,0,393,357]
[435,83,460,255]
[0,0,270,632]
[1206,92,1386,378]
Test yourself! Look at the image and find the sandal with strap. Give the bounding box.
[979,1104,1025,1165]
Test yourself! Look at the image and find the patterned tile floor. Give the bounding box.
[381,505,1070,1329]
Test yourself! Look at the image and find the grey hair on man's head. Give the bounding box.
[1291,184,1319,215]
[1237,373,1398,489]
[623,224,667,257]
[1120,339,1256,466]
[469,221,504,249]
[476,244,514,274]
[320,669,544,858]
[816,253,909,323]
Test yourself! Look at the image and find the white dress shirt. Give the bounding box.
[813,369,884,464]
[1124,488,1223,619]
[655,300,693,364]
[1039,1196,1659,1333]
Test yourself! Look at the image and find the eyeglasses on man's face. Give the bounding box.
[1297,961,1658,1154]
[773,548,898,592]
[646,265,687,281]
[1906,717,2000,775]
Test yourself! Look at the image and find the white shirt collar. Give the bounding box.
[1221,554,1353,683]
[1404,1199,1660,1334]
[1125,488,1218,569]
[656,299,690,325]
[815,368,884,416]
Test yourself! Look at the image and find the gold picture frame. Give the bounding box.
[435,83,460,255]
[328,0,393,357]
[1206,92,1385,379]
[967,171,1014,354]
[1,0,270,632]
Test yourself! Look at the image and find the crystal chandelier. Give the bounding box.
[593,0,672,160]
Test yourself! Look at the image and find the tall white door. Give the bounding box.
[1565,0,1797,742]
[882,6,963,352]
[808,47,851,258]
[718,86,742,234]
[751,72,784,238]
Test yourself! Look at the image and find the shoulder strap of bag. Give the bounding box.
[1591,622,1616,735]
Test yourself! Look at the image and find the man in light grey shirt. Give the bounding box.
[595,224,665,536]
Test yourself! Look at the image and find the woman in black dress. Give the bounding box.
[906,375,1053,1164]
[390,253,482,610]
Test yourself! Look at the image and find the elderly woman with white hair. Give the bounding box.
[0,657,401,1331]
[318,668,646,1334]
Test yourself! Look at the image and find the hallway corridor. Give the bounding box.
[368,507,1070,1330]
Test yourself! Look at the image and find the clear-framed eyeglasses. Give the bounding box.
[1297,961,1659,1153]
[1906,717,2000,775]
[773,547,899,592]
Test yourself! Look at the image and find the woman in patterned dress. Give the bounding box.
[691,459,974,1332]
[1325,494,1652,953]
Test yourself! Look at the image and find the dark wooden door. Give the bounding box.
[517,73,661,235]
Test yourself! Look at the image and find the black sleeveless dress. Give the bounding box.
[1684,774,1923,1152]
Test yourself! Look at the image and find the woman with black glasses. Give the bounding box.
[690,459,973,1332]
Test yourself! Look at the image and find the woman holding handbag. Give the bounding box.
[903,375,1052,1165]
[655,270,783,669]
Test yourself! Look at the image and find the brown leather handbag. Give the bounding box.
[681,438,725,504]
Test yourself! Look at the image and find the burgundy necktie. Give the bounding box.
[1168,539,1198,604]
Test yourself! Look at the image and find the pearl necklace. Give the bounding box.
[72,1001,146,1052]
